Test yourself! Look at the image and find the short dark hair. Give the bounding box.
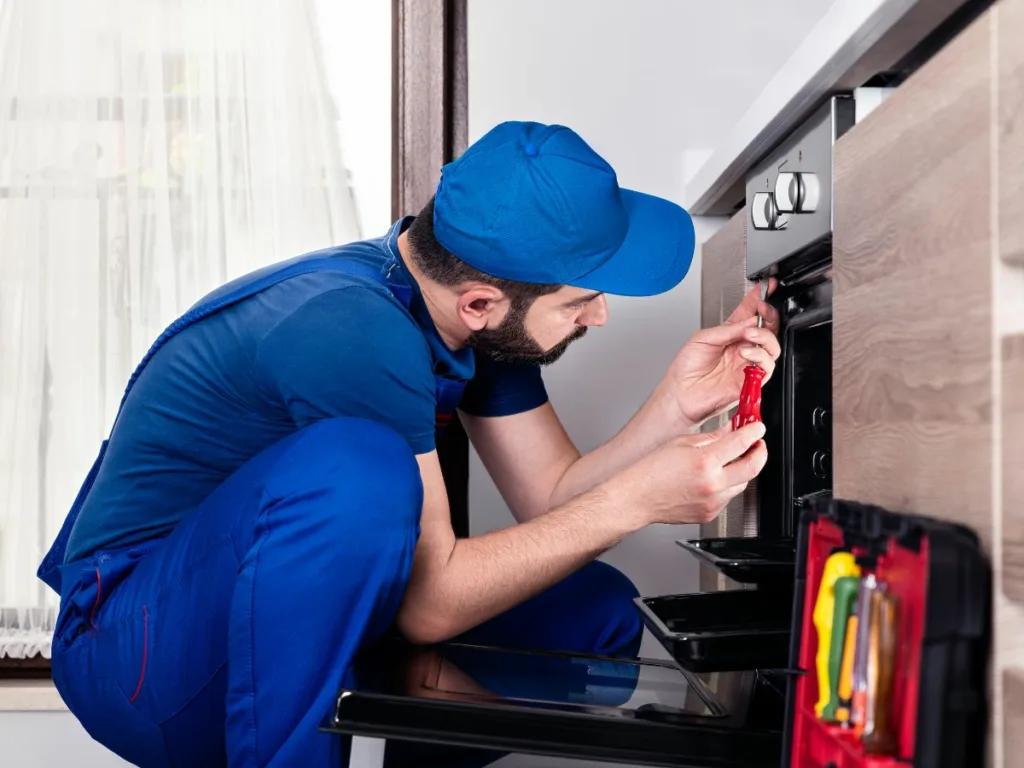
[406,197,561,304]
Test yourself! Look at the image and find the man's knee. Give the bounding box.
[263,417,423,533]
[581,561,641,604]
[566,562,643,657]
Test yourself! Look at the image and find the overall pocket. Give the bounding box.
[52,639,170,768]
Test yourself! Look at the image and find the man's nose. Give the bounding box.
[579,295,609,327]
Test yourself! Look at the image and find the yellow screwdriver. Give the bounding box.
[813,552,860,718]
[821,575,860,721]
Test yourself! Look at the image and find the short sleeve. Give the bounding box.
[255,286,437,454]
[459,353,549,418]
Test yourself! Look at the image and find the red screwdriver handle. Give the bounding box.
[732,364,766,431]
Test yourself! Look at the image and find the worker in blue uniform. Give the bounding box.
[37,121,780,767]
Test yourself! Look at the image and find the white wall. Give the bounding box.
[467,0,832,657]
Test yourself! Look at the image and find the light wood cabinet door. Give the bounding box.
[833,1,1024,762]
[832,8,993,546]
[999,0,1024,764]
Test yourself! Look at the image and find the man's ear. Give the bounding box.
[455,284,508,332]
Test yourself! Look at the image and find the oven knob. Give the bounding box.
[812,450,831,479]
[812,407,830,434]
[751,192,788,230]
[775,172,820,213]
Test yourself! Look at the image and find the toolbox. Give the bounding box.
[781,497,991,768]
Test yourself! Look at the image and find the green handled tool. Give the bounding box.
[821,575,860,721]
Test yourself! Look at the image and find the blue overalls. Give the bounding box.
[37,241,642,768]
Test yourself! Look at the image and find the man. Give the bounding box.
[39,120,780,767]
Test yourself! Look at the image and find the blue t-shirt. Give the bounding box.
[64,218,548,562]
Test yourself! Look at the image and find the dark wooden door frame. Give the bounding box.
[392,0,470,538]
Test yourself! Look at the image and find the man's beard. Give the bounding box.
[467,298,587,366]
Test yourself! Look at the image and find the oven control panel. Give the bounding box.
[745,96,855,281]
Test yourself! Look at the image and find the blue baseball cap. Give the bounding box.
[432,121,695,297]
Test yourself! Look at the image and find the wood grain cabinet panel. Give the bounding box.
[1000,0,1024,268]
[1004,335,1024,603]
[1005,668,1024,768]
[999,0,1024,612]
[700,212,749,335]
[832,10,994,549]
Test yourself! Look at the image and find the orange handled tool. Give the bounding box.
[835,613,858,724]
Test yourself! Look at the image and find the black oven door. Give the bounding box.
[324,640,784,767]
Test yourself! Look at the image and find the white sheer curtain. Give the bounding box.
[0,0,361,658]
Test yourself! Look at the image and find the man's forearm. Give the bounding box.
[396,483,647,644]
[548,385,692,509]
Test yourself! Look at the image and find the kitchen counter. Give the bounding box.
[0,680,65,712]
[682,0,979,216]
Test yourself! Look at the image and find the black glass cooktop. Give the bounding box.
[326,640,785,767]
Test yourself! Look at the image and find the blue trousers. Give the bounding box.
[51,418,642,767]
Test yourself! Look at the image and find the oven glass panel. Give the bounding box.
[419,644,721,718]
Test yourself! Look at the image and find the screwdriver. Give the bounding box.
[835,611,858,724]
[862,588,899,755]
[821,575,860,722]
[850,574,878,734]
[813,552,860,718]
[732,281,770,431]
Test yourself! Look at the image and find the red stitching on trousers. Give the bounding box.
[89,567,102,635]
[128,605,149,703]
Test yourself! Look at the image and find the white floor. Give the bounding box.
[1,711,131,767]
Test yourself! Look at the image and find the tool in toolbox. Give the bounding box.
[812,552,859,718]
[862,587,899,755]
[821,574,859,722]
[849,573,877,733]
[835,609,858,724]
[732,280,769,431]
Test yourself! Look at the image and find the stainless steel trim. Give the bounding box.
[687,0,978,216]
[745,97,854,281]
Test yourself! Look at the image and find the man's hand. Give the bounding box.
[612,421,767,525]
[664,281,781,429]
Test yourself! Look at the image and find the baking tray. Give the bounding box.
[634,588,793,672]
[676,536,797,585]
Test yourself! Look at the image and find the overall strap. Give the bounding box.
[114,257,387,425]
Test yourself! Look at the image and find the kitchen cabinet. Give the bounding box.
[832,0,993,548]
[829,1,1022,764]
[1001,2,1024,765]
[998,0,1024,625]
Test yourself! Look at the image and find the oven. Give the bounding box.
[638,96,855,680]
[748,96,851,543]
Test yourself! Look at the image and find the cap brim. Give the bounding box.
[570,189,695,297]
